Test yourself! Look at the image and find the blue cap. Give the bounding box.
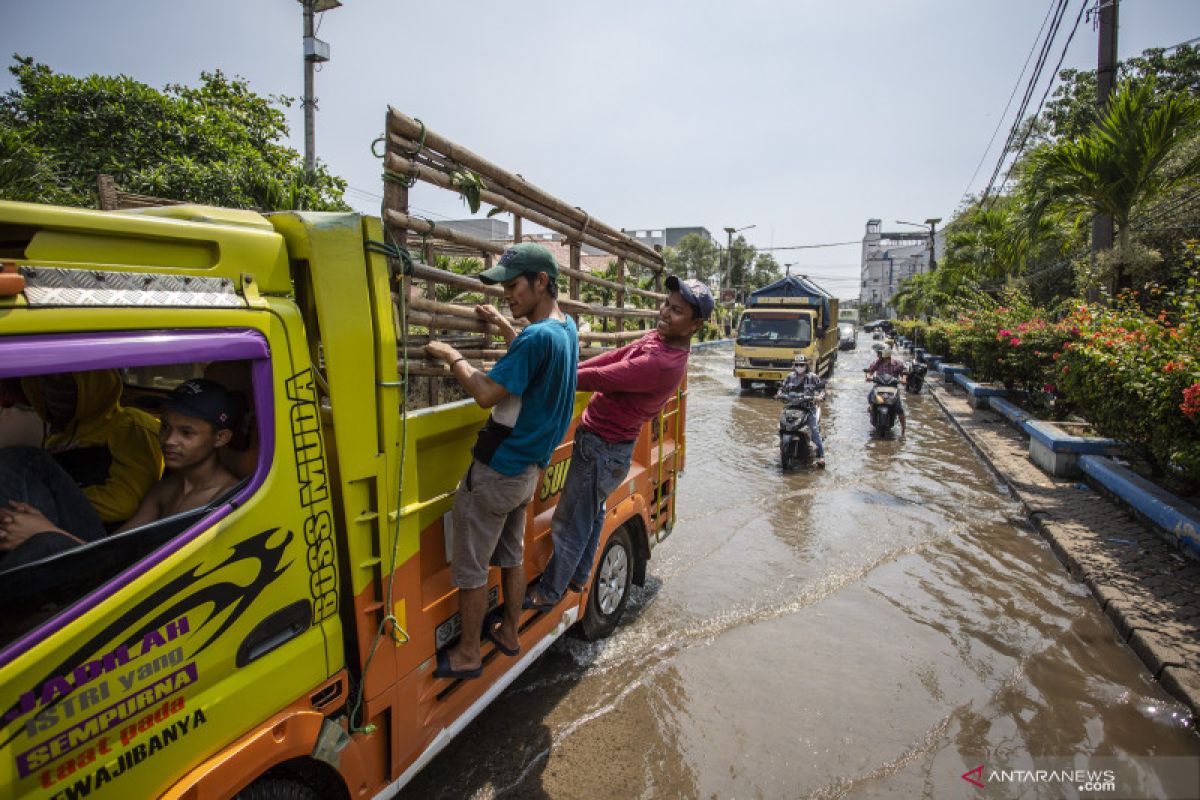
[665,275,714,320]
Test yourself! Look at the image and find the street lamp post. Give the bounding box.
[723,224,755,301]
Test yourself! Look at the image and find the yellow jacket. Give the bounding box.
[22,369,163,524]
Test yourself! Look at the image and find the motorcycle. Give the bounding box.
[778,391,820,469]
[865,372,902,437]
[905,361,928,394]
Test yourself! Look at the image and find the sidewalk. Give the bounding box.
[930,377,1200,718]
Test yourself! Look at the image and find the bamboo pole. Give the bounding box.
[386,151,662,273]
[389,210,665,303]
[385,150,665,275]
[386,210,505,256]
[387,108,663,266]
[410,262,503,299]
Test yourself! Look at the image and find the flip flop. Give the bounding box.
[522,589,555,613]
[433,649,482,680]
[483,611,520,657]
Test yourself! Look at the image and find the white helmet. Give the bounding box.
[793,354,808,369]
[881,348,892,358]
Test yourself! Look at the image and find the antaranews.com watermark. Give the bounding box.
[959,756,1199,798]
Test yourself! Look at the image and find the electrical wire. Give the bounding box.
[979,0,1071,203]
[962,0,1061,200]
[990,0,1091,205]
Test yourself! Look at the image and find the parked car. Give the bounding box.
[862,319,895,335]
[838,323,858,350]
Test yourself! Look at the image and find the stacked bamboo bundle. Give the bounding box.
[381,108,670,404]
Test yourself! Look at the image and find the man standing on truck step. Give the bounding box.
[524,276,711,612]
[424,243,578,680]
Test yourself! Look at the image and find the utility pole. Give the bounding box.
[925,217,941,271]
[1092,0,1118,257]
[300,1,341,174]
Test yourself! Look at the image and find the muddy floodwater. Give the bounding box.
[400,344,1199,799]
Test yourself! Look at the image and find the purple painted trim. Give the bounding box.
[0,331,277,669]
[0,329,268,379]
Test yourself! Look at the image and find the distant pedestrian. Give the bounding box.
[525,276,712,611]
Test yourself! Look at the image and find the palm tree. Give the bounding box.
[1027,77,1200,290]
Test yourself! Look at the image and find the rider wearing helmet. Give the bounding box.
[865,347,907,436]
[777,354,826,467]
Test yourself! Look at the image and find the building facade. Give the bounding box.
[858,219,943,311]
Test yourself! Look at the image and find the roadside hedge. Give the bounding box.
[896,267,1200,484]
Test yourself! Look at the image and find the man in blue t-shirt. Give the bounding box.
[425,243,577,679]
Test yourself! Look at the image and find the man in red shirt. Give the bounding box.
[525,276,713,611]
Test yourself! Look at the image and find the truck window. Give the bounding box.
[0,330,270,655]
[737,315,812,346]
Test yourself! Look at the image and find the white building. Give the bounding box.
[858,219,943,311]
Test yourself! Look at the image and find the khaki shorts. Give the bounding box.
[449,459,539,589]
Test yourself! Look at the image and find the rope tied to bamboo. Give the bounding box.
[405,117,427,157]
[370,135,386,159]
[365,236,415,277]
[382,167,420,189]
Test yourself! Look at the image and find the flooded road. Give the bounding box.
[401,343,1199,799]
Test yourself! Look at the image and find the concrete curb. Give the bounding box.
[1079,455,1200,558]
[929,378,1200,717]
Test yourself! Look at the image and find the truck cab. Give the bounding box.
[733,276,839,390]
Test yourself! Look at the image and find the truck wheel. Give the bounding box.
[236,777,323,800]
[578,526,634,641]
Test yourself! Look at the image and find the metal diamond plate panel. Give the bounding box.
[19,266,245,308]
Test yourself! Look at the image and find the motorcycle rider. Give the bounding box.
[776,354,826,467]
[865,347,907,436]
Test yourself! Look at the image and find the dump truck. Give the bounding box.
[733,275,839,389]
[0,109,686,800]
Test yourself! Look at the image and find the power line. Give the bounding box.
[990,0,1090,204]
[962,0,1060,200]
[755,240,860,251]
[980,0,1072,203]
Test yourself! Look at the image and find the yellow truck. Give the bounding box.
[0,192,683,797]
[733,275,839,389]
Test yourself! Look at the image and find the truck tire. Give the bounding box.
[578,526,634,640]
[236,777,323,800]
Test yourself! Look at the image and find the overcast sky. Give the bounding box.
[4,1,1199,298]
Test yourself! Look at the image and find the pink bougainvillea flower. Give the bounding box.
[1009,337,1022,346]
[1043,384,1056,394]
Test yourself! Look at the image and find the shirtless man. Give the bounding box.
[0,378,240,559]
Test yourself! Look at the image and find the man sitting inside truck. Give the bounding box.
[865,348,907,436]
[525,276,712,612]
[20,368,164,526]
[424,243,578,680]
[0,378,242,568]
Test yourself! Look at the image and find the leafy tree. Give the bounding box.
[726,235,757,296]
[745,251,783,292]
[0,56,348,210]
[1040,45,1200,142]
[662,233,721,283]
[1027,78,1200,290]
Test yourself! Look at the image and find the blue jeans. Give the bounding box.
[538,428,635,603]
[807,414,824,458]
[0,446,105,542]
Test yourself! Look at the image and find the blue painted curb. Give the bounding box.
[954,373,1011,399]
[987,397,1035,433]
[928,355,944,369]
[1026,420,1121,454]
[1079,455,1200,557]
[692,338,733,350]
[940,364,970,380]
